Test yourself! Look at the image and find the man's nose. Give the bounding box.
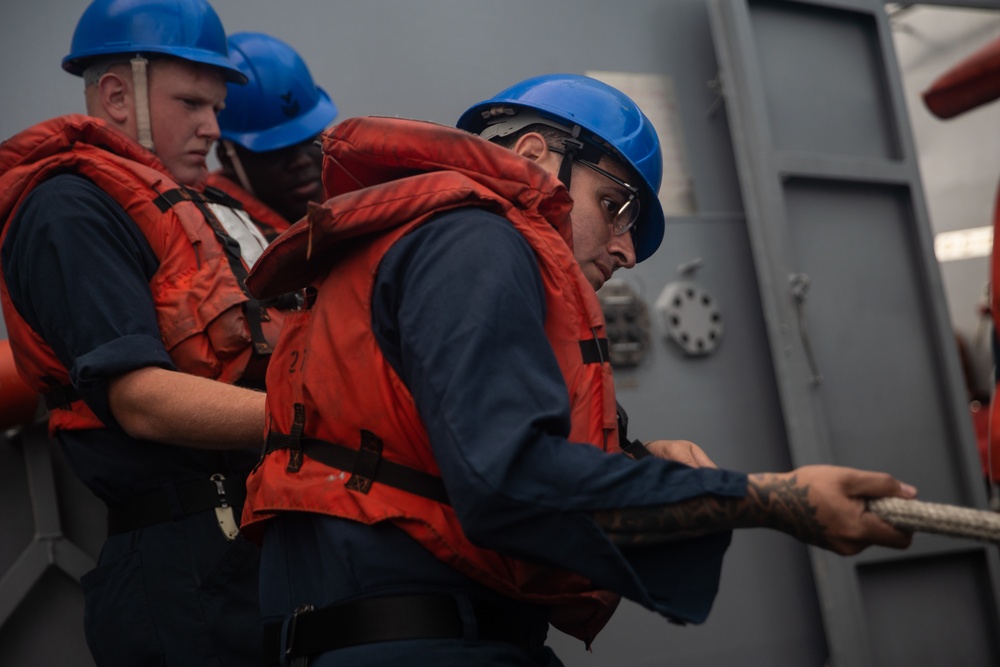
[286,141,320,170]
[200,112,221,141]
[610,230,637,270]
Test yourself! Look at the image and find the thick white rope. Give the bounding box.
[868,497,1000,544]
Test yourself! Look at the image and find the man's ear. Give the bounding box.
[511,131,551,163]
[511,131,563,178]
[97,72,132,124]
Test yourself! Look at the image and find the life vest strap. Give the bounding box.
[285,403,306,473]
[42,382,79,410]
[579,337,610,364]
[265,431,451,505]
[151,186,246,213]
[152,187,205,212]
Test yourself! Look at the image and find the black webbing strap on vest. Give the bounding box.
[152,186,273,357]
[579,337,610,365]
[261,593,546,665]
[152,185,269,218]
[105,475,247,534]
[202,184,248,211]
[265,430,451,505]
[150,184,248,211]
[264,336,611,506]
[284,403,306,473]
[42,382,80,410]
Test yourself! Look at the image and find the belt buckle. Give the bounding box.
[285,603,316,665]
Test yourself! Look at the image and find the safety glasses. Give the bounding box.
[548,146,641,237]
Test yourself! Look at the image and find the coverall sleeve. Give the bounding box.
[372,209,747,623]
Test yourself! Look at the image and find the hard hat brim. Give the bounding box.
[62,46,248,85]
[220,88,338,152]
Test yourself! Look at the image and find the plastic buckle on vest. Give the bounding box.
[345,429,383,495]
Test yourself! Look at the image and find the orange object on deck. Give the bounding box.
[0,338,38,430]
[922,36,1000,119]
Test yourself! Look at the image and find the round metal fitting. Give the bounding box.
[654,280,723,356]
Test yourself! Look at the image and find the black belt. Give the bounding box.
[106,475,247,535]
[262,593,547,664]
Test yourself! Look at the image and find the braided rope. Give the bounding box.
[867,498,1000,544]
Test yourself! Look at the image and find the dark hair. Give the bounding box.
[490,121,639,190]
[488,123,571,150]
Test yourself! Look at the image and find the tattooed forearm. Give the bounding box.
[744,473,828,547]
[593,473,830,548]
[593,492,744,546]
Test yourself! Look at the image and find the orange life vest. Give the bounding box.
[242,117,621,643]
[0,115,288,435]
[205,172,291,239]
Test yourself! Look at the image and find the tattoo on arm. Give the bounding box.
[593,473,829,548]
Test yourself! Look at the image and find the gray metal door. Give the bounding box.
[707,1,1000,665]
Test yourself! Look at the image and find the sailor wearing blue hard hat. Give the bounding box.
[212,32,338,225]
[63,0,246,184]
[242,71,915,667]
[458,73,665,266]
[0,2,305,665]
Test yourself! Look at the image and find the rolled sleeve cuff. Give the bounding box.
[70,334,176,426]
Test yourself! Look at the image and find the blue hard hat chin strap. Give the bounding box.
[555,127,605,192]
[223,140,256,195]
[556,137,581,191]
[131,55,155,152]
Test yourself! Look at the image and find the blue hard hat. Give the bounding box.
[217,32,337,152]
[62,0,246,84]
[457,73,664,263]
